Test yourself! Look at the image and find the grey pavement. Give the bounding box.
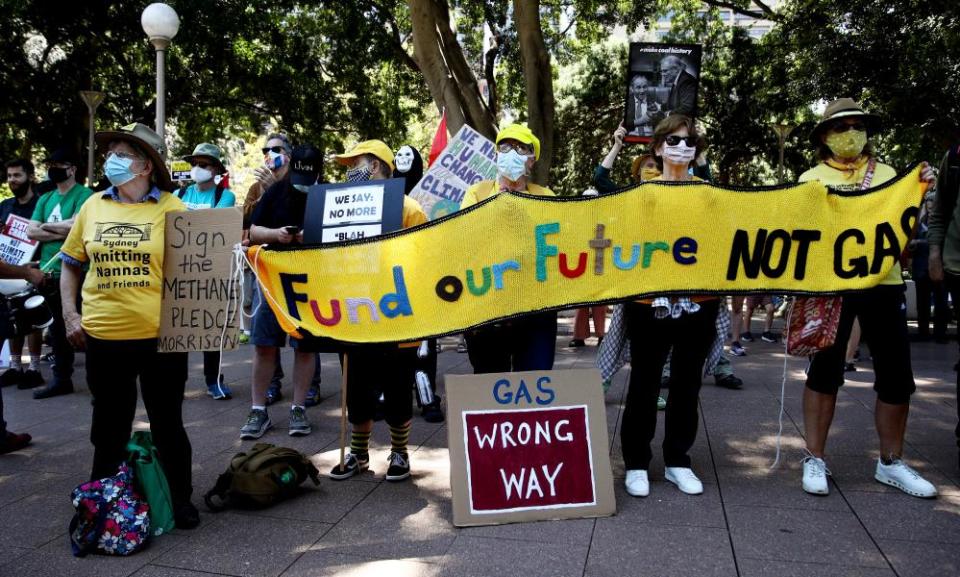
[1,313,959,577]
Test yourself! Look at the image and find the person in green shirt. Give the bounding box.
[26,147,93,399]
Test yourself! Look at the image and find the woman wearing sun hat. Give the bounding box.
[58,122,201,528]
[799,98,938,499]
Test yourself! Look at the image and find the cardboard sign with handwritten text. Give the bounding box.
[446,369,615,526]
[158,208,242,352]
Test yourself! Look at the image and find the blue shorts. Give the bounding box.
[250,286,337,353]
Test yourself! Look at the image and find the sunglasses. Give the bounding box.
[830,122,866,133]
[191,161,213,169]
[261,146,286,154]
[664,135,696,146]
[498,142,533,155]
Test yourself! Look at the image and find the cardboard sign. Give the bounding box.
[624,42,702,144]
[446,369,615,526]
[0,215,39,265]
[170,160,192,182]
[303,179,405,244]
[410,125,498,220]
[158,208,242,352]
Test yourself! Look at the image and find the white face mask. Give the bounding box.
[661,142,697,165]
[190,166,214,184]
[395,146,415,173]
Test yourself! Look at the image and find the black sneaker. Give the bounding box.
[0,431,31,454]
[304,385,322,407]
[173,502,200,530]
[844,362,857,372]
[422,399,445,423]
[0,369,23,388]
[760,331,779,344]
[329,452,369,480]
[715,374,744,390]
[265,385,282,406]
[385,451,411,482]
[740,332,754,343]
[33,380,73,399]
[568,339,586,348]
[18,369,44,390]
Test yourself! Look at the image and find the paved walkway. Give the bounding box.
[1,316,958,577]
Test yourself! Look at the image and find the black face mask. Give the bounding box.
[48,166,71,184]
[10,181,30,198]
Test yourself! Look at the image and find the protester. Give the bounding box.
[927,141,960,467]
[460,124,558,373]
[329,140,427,482]
[741,295,778,344]
[800,98,937,498]
[909,189,948,342]
[59,122,200,528]
[241,144,329,440]
[615,115,717,498]
[0,261,45,454]
[1,159,44,391]
[179,143,237,399]
[393,144,443,423]
[25,148,93,399]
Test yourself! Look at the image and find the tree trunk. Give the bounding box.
[406,0,496,140]
[513,0,555,187]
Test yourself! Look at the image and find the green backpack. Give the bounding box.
[203,443,320,511]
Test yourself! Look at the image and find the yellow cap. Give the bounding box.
[335,140,395,171]
[496,124,541,160]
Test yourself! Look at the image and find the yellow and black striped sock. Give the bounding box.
[389,423,411,455]
[351,430,371,457]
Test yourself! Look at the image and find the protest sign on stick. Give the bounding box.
[0,215,39,265]
[446,369,615,527]
[158,207,242,352]
[410,124,497,220]
[303,178,405,244]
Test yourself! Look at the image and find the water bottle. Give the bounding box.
[415,370,434,407]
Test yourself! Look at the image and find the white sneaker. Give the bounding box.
[664,467,703,495]
[875,458,938,498]
[801,452,830,495]
[624,469,649,497]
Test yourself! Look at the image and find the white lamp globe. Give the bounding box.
[141,3,180,41]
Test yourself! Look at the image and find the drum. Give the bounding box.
[5,289,53,336]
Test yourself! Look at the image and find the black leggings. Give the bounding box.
[944,274,960,448]
[345,345,416,427]
[621,300,719,470]
[87,336,192,505]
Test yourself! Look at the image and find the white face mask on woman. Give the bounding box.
[661,142,696,165]
[190,166,213,184]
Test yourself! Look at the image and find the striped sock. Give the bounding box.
[389,423,411,455]
[350,430,371,457]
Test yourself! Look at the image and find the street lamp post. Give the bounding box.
[770,122,796,184]
[141,3,180,158]
[79,90,105,185]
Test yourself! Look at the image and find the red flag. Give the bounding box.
[428,109,448,167]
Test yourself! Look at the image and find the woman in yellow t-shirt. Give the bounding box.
[618,115,719,499]
[58,123,200,528]
[798,98,937,499]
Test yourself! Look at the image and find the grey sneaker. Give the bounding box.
[288,406,312,436]
[240,409,272,439]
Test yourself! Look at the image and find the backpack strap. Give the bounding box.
[213,183,224,207]
[860,158,877,190]
[202,471,234,512]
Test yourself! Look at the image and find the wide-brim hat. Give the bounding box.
[335,140,395,172]
[182,142,226,172]
[809,98,881,145]
[95,122,173,191]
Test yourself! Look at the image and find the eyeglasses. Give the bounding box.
[105,151,142,161]
[262,146,286,154]
[498,142,533,155]
[664,135,696,146]
[830,122,866,133]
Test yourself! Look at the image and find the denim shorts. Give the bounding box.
[250,286,338,353]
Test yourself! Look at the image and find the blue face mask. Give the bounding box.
[104,154,139,187]
[496,150,528,182]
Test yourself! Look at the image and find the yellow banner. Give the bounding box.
[249,165,925,343]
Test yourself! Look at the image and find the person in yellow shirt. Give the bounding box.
[329,140,427,482]
[460,124,560,375]
[798,98,938,499]
[59,123,200,529]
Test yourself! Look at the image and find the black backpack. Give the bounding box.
[203,443,320,511]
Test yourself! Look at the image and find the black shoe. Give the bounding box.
[422,399,445,423]
[33,381,73,399]
[385,451,411,482]
[760,331,778,344]
[174,502,200,530]
[0,369,23,388]
[329,453,369,480]
[17,369,44,389]
[0,431,31,454]
[740,332,754,343]
[265,385,282,406]
[568,339,586,348]
[714,374,743,390]
[843,362,857,372]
